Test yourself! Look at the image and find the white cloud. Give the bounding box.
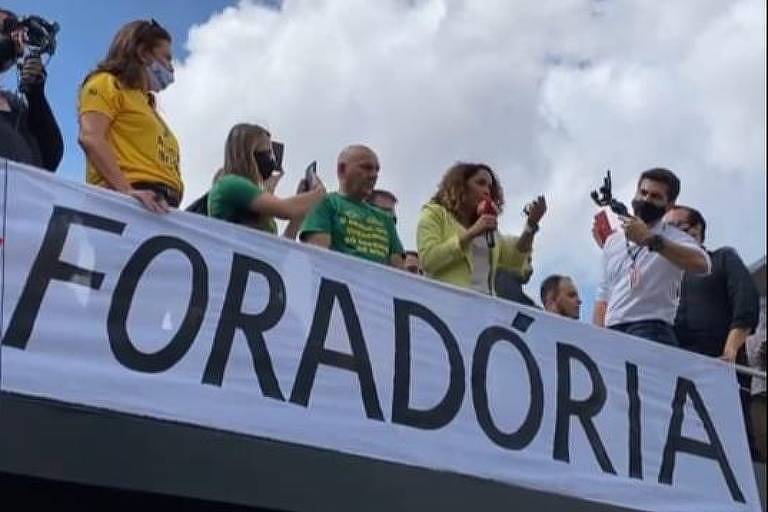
[161,0,766,307]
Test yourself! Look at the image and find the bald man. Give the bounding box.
[300,145,404,268]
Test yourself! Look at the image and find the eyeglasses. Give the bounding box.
[667,221,692,232]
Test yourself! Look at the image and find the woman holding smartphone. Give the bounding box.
[207,123,325,239]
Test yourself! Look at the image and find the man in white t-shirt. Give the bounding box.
[593,168,710,346]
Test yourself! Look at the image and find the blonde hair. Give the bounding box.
[431,162,505,219]
[218,123,272,184]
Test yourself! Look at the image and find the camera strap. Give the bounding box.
[624,238,645,289]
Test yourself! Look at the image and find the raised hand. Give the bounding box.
[525,195,547,225]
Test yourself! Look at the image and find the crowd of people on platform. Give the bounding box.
[1,14,765,461]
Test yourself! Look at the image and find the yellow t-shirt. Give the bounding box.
[79,72,183,196]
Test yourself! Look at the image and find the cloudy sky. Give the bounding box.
[5,0,765,315]
[163,0,766,314]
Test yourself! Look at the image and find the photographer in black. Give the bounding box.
[0,8,62,171]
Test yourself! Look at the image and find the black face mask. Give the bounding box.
[254,151,278,180]
[632,199,666,224]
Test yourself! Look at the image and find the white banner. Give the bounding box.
[0,161,761,511]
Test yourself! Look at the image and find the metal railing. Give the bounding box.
[736,362,767,380]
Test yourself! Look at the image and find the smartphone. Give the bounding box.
[271,141,285,171]
[304,161,318,190]
[594,210,614,246]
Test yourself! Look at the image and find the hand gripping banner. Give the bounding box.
[0,162,761,511]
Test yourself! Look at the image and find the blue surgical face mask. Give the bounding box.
[145,59,174,92]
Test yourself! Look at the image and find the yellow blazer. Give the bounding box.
[417,202,531,293]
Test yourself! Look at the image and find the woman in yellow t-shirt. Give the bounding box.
[207,123,326,239]
[78,19,182,213]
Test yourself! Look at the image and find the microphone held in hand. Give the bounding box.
[485,228,495,248]
[479,193,497,248]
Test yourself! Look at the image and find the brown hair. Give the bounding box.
[85,19,171,89]
[218,123,272,184]
[638,167,680,202]
[431,162,505,219]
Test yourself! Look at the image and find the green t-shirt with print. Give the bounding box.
[300,192,403,264]
[208,175,277,234]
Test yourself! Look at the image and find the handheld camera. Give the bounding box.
[2,15,59,59]
[2,14,58,96]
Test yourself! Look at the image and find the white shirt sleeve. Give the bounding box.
[596,238,612,303]
[663,224,712,274]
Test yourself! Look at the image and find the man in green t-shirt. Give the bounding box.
[300,145,404,268]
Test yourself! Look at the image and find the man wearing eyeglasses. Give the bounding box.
[665,205,759,363]
[666,205,761,459]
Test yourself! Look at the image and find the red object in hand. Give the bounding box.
[594,210,614,246]
[479,193,497,217]
[480,193,497,248]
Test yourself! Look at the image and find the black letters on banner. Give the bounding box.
[391,299,465,430]
[107,236,208,373]
[626,362,643,479]
[658,377,744,503]
[472,326,543,450]
[202,253,286,401]
[2,206,125,349]
[290,278,384,421]
[553,342,616,475]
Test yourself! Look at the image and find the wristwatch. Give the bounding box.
[646,234,665,252]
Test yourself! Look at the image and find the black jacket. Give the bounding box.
[0,83,63,171]
[675,247,760,357]
[495,270,538,308]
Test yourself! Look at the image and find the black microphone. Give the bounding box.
[479,195,497,249]
[485,230,495,248]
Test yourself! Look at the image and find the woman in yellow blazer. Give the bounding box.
[417,162,546,295]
